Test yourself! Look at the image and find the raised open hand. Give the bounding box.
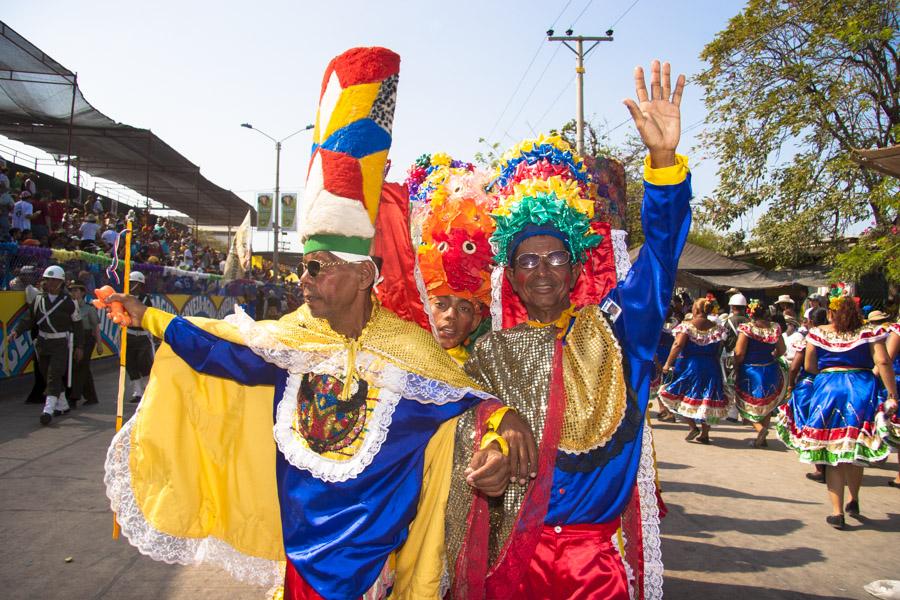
[623,59,685,168]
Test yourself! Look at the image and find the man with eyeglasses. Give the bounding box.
[445,61,692,599]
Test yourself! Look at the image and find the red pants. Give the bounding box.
[516,521,629,600]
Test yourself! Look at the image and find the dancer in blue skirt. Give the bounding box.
[775,296,897,529]
[654,305,679,423]
[781,307,828,482]
[734,299,787,448]
[659,298,728,444]
[876,317,900,488]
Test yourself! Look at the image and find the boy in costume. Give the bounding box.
[104,47,518,600]
[446,60,691,600]
[405,154,495,360]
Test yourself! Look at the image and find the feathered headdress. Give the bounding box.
[406,153,495,310]
[488,134,603,265]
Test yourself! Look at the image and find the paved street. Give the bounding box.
[0,361,897,599]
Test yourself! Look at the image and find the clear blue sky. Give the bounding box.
[4,0,748,249]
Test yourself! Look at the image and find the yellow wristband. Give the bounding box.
[486,406,513,432]
[480,431,509,456]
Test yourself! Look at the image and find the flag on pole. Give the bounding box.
[223,210,253,282]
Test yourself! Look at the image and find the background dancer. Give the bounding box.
[734,298,787,447]
[775,296,897,529]
[659,297,728,444]
[781,307,829,482]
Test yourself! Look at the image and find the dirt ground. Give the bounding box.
[0,359,897,599]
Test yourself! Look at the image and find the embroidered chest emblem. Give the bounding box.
[294,374,376,460]
[275,371,401,482]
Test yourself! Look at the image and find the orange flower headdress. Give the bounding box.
[406,153,496,312]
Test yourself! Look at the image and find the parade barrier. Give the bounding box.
[0,291,240,380]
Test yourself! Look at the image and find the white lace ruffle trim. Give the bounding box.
[225,306,492,407]
[637,422,664,599]
[490,265,505,332]
[274,375,400,482]
[104,418,283,587]
[611,229,631,282]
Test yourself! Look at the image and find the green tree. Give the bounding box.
[696,0,899,280]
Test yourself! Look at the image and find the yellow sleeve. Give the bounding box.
[142,307,175,339]
[643,153,689,186]
[393,417,459,599]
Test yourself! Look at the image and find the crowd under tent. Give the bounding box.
[0,20,252,228]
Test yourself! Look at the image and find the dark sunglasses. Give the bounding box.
[302,259,346,277]
[514,250,572,270]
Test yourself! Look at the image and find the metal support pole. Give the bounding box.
[548,35,614,156]
[74,156,81,207]
[575,38,585,157]
[65,73,78,200]
[273,141,281,279]
[145,131,152,211]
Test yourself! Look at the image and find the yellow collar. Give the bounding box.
[446,344,469,366]
[526,304,578,338]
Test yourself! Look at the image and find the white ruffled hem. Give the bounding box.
[637,422,664,599]
[274,375,400,482]
[104,418,284,587]
[611,229,631,282]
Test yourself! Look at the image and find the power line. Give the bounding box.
[599,2,812,140]
[484,0,574,142]
[500,43,564,141]
[608,0,641,29]
[536,76,577,129]
[568,0,595,28]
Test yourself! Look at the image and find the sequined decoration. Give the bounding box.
[461,324,557,568]
[560,306,627,455]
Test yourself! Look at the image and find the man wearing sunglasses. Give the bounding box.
[102,47,520,600]
[445,61,692,599]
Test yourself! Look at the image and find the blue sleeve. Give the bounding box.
[607,174,692,362]
[163,316,281,386]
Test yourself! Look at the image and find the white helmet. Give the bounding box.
[728,293,747,307]
[129,271,146,284]
[42,265,65,280]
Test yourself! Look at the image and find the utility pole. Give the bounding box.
[547,32,614,156]
[273,140,281,276]
[241,123,313,280]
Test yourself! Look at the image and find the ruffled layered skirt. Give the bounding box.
[734,360,787,423]
[658,355,727,423]
[776,369,891,465]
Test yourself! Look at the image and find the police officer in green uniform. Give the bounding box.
[10,265,84,425]
[126,271,154,402]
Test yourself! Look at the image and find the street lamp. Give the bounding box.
[241,122,314,280]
